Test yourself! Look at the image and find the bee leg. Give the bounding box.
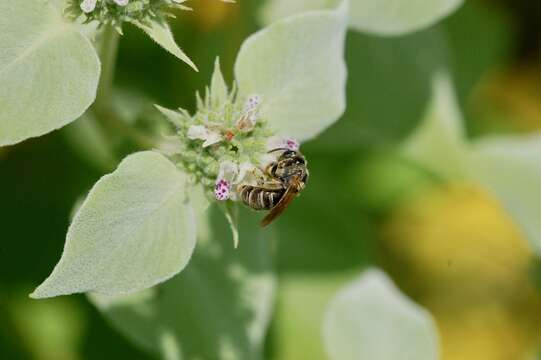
[264,161,279,179]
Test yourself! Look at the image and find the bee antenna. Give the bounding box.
[267,147,290,154]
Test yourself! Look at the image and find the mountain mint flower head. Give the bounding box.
[66,0,190,29]
[159,60,300,203]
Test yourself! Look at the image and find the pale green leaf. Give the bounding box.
[323,269,440,360]
[468,134,541,254]
[31,151,196,298]
[0,0,100,146]
[210,57,229,107]
[402,72,468,179]
[89,206,276,360]
[260,0,463,36]
[235,1,348,142]
[132,20,198,72]
[349,0,464,36]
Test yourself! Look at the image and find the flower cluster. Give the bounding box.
[164,83,299,203]
[65,0,189,29]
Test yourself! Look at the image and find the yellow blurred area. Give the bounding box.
[189,0,239,31]
[382,183,541,360]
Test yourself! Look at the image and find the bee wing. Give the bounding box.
[261,177,301,227]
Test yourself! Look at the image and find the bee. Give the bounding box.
[238,148,309,227]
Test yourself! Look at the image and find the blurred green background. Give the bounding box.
[2,0,541,359]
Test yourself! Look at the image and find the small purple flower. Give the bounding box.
[214,179,231,201]
[286,138,300,151]
[267,136,300,152]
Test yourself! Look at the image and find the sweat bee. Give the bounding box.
[238,148,309,227]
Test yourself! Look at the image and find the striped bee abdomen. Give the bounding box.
[239,185,285,211]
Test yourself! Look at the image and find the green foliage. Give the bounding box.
[89,206,276,360]
[0,0,532,358]
[235,0,348,142]
[323,269,439,360]
[31,151,196,298]
[0,0,100,146]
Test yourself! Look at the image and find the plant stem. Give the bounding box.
[95,25,119,114]
[92,25,156,149]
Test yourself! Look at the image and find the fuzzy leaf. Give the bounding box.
[31,151,196,298]
[260,0,463,36]
[323,269,440,360]
[403,72,468,179]
[89,206,275,360]
[235,1,348,142]
[0,0,100,146]
[133,20,198,72]
[348,0,464,36]
[468,134,541,254]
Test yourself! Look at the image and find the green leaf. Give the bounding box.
[210,57,229,107]
[132,20,198,72]
[235,0,348,142]
[468,134,541,254]
[31,151,196,298]
[0,0,100,146]
[323,269,440,360]
[259,0,463,36]
[348,0,464,36]
[402,72,468,179]
[89,206,276,360]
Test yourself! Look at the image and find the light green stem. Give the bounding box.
[95,25,119,113]
[92,25,156,149]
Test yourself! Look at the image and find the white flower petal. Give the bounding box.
[245,94,261,111]
[217,161,239,183]
[236,114,257,133]
[114,0,129,6]
[187,125,209,140]
[188,125,223,147]
[202,131,223,147]
[80,0,97,13]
